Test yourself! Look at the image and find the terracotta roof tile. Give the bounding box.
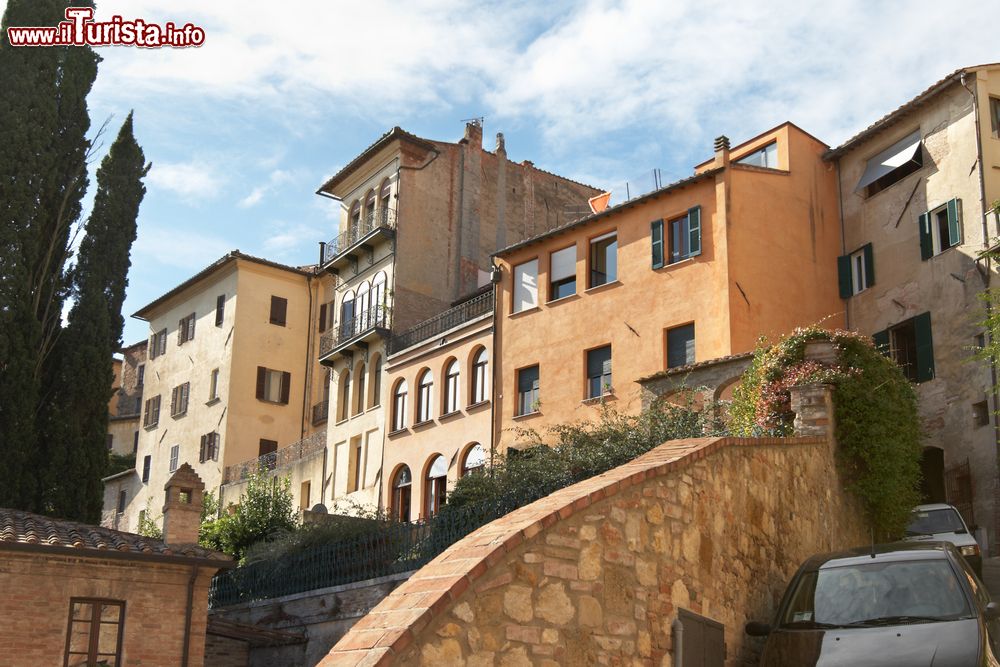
[0,507,228,562]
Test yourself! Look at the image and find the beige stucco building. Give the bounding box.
[316,121,599,513]
[106,251,330,531]
[827,64,1000,551]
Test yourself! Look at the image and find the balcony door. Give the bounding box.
[356,281,370,333]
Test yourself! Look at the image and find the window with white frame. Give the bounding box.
[443,360,459,414]
[736,141,778,168]
[549,246,577,300]
[517,365,540,416]
[392,379,408,431]
[168,444,179,472]
[586,345,612,399]
[416,369,433,423]
[471,347,488,404]
[920,199,963,259]
[513,259,539,313]
[838,243,874,297]
[589,232,617,287]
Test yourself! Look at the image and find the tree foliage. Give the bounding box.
[729,326,922,536]
[199,470,297,562]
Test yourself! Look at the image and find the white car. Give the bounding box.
[904,503,982,576]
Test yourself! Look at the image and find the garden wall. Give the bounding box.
[322,384,868,666]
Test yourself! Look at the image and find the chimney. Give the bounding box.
[463,119,483,148]
[714,135,731,169]
[162,463,205,546]
[495,132,506,157]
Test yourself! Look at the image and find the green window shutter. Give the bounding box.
[863,243,875,287]
[947,198,963,247]
[837,254,853,298]
[872,329,890,355]
[688,206,702,257]
[919,212,933,260]
[914,311,935,382]
[651,220,664,269]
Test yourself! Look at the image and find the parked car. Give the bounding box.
[904,503,982,576]
[745,542,1000,666]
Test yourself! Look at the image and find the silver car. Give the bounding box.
[904,503,982,576]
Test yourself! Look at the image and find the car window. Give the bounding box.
[907,509,967,535]
[780,560,973,626]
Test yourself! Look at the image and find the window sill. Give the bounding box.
[930,243,962,260]
[335,418,348,426]
[171,413,187,419]
[581,393,616,406]
[439,410,462,423]
[388,427,409,438]
[269,321,287,327]
[143,424,158,431]
[413,419,434,431]
[258,398,290,406]
[509,306,540,319]
[205,397,221,406]
[512,411,541,421]
[466,400,491,413]
[584,280,621,295]
[545,293,580,306]
[655,256,697,272]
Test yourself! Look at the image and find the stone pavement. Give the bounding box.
[983,557,1000,599]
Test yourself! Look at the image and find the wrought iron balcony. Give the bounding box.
[311,400,329,426]
[388,291,493,355]
[320,208,396,273]
[319,302,391,363]
[222,431,327,485]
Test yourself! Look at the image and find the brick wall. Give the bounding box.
[0,551,216,667]
[204,633,250,667]
[322,388,867,666]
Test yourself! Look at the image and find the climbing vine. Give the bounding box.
[730,326,922,536]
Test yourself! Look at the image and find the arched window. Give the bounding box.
[416,369,433,423]
[354,364,366,416]
[371,271,387,326]
[443,359,459,415]
[337,369,351,422]
[471,347,489,404]
[461,443,487,477]
[392,379,408,431]
[391,466,412,522]
[424,455,447,518]
[356,281,371,331]
[379,178,392,225]
[340,289,355,338]
[348,200,361,231]
[370,353,382,409]
[363,189,376,226]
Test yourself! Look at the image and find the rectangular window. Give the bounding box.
[132,431,139,454]
[549,246,577,300]
[149,329,167,359]
[215,294,226,327]
[669,207,702,264]
[105,433,113,451]
[837,243,874,297]
[209,368,220,401]
[300,481,312,510]
[372,357,382,407]
[919,199,962,259]
[736,141,778,168]
[976,333,988,350]
[141,455,151,483]
[269,296,288,326]
[651,220,665,268]
[168,445,179,472]
[513,259,539,313]
[873,311,934,382]
[117,490,127,514]
[973,400,990,428]
[586,345,612,399]
[170,382,190,417]
[256,366,291,404]
[858,130,923,196]
[136,364,144,387]
[259,439,278,470]
[64,599,125,666]
[589,232,617,287]
[991,97,1000,139]
[199,432,220,463]
[142,395,161,427]
[178,313,196,344]
[318,302,328,333]
[348,437,363,492]
[516,365,540,416]
[666,323,696,369]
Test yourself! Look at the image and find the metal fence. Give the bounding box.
[319,303,391,357]
[208,483,553,608]
[388,291,493,354]
[323,208,396,264]
[221,431,327,485]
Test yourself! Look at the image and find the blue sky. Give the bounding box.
[2,0,996,345]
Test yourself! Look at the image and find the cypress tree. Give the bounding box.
[0,0,98,511]
[45,114,148,521]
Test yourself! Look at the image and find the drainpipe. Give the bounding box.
[181,565,198,667]
[961,70,1000,552]
[672,617,684,667]
[489,267,500,469]
[835,159,850,330]
[301,272,314,441]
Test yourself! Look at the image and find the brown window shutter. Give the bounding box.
[170,386,177,415]
[216,295,225,326]
[188,313,196,340]
[152,396,160,424]
[159,330,167,356]
[256,366,266,400]
[270,296,288,326]
[178,318,185,344]
[280,371,291,404]
[149,335,156,358]
[182,382,190,412]
[199,435,207,463]
[318,304,327,333]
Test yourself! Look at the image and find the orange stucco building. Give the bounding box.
[493,123,844,449]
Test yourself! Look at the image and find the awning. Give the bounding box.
[854,130,922,192]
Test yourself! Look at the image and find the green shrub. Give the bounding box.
[729,326,922,536]
[199,469,296,562]
[106,452,136,477]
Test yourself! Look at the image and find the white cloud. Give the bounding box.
[132,225,232,271]
[259,220,330,261]
[146,160,223,200]
[238,168,296,208]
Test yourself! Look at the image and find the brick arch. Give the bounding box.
[322,427,865,666]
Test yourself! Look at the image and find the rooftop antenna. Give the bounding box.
[461,116,484,127]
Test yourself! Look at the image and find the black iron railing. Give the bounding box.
[323,208,396,264]
[208,483,552,608]
[311,401,329,426]
[319,303,391,357]
[388,291,493,354]
[222,431,327,485]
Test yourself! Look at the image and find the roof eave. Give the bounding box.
[0,539,234,569]
[316,127,438,195]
